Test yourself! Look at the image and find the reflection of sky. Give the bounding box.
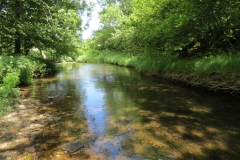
[76,65,123,157]
[84,83,107,137]
[64,65,108,137]
[54,64,140,158]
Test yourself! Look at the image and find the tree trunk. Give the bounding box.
[40,49,47,59]
[0,17,2,55]
[14,33,21,54]
[0,36,2,55]
[24,39,31,55]
[24,47,30,55]
[14,0,21,54]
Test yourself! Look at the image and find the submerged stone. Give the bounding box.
[54,116,62,121]
[6,157,12,160]
[18,105,26,109]
[47,116,62,121]
[62,140,84,153]
[166,154,175,159]
[27,146,35,153]
[48,96,54,99]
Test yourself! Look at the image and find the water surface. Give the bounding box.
[25,63,240,159]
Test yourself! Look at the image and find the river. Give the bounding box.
[24,63,240,159]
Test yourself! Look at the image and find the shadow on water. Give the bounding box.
[131,90,240,160]
[20,63,240,160]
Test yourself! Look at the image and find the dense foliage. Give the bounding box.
[0,54,60,116]
[77,0,240,94]
[0,0,86,58]
[91,0,240,58]
[0,0,88,116]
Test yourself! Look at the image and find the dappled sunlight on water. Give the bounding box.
[19,63,240,159]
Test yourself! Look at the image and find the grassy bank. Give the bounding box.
[76,50,240,94]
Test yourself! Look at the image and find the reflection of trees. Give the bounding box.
[93,66,240,159]
[27,63,240,159]
[17,64,91,159]
[34,67,88,121]
[59,63,84,72]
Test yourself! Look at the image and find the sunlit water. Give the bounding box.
[25,63,240,159]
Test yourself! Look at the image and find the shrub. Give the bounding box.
[0,86,19,117]
[3,72,20,87]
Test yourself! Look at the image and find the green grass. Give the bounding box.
[75,49,240,93]
[76,50,240,75]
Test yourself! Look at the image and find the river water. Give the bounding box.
[25,63,240,159]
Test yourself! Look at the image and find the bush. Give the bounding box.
[60,56,74,62]
[3,72,20,87]
[0,86,19,117]
[0,55,60,117]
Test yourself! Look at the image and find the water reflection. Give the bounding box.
[26,63,240,159]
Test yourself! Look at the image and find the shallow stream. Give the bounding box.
[23,63,240,159]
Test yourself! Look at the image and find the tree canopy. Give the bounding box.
[91,0,240,58]
[1,0,240,58]
[0,0,87,58]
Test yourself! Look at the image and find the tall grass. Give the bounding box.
[76,50,240,75]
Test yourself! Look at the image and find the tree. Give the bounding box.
[92,1,134,51]
[92,0,240,57]
[0,0,86,59]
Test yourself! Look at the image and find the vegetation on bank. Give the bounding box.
[92,0,240,57]
[0,0,88,85]
[1,0,240,116]
[75,49,240,94]
[0,0,88,117]
[0,54,60,117]
[76,0,240,94]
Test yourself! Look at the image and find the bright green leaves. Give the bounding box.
[3,72,20,88]
[100,4,124,27]
[1,0,86,58]
[91,0,240,57]
[92,3,129,50]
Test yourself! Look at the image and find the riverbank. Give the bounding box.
[0,97,51,159]
[0,89,91,160]
[76,50,240,95]
[0,55,61,118]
